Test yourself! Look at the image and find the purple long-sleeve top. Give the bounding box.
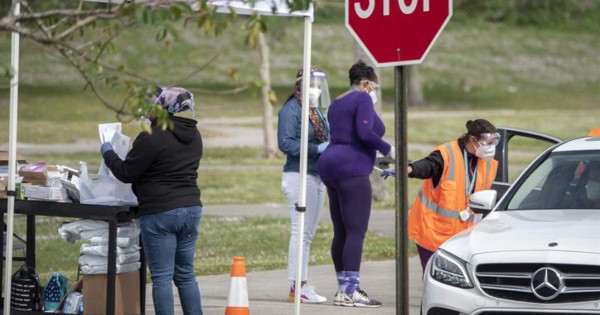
[318,91,391,181]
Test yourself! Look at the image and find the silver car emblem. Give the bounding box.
[531,267,563,300]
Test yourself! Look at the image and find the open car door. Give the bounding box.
[492,127,561,198]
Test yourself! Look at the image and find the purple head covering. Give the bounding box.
[154,87,195,114]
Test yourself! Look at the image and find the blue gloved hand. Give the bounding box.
[317,141,330,154]
[100,142,113,155]
[380,168,396,179]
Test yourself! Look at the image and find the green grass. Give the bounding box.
[196,216,400,276]
[10,215,399,283]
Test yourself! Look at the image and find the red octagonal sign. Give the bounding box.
[346,0,452,67]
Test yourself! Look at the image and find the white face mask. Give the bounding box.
[308,87,321,108]
[368,90,378,104]
[475,143,495,161]
[586,180,600,202]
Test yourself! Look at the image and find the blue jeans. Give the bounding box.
[281,172,326,282]
[140,206,203,315]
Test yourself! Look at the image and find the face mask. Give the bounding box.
[475,143,495,161]
[586,180,600,202]
[368,90,378,104]
[308,87,321,108]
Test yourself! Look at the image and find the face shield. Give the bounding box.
[307,71,331,109]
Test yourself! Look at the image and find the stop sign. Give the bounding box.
[346,0,452,67]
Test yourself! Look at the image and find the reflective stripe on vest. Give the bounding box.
[416,189,474,222]
[443,142,455,181]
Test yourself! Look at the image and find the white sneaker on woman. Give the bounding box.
[288,284,327,303]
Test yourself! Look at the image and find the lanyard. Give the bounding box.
[464,150,477,196]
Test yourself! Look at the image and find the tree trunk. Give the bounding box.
[353,40,390,202]
[257,32,278,158]
[407,65,425,106]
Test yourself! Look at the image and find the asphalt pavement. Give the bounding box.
[143,204,424,315]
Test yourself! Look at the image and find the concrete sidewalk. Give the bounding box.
[143,204,424,314]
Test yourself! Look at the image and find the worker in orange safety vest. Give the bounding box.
[407,119,499,271]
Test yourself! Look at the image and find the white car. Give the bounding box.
[421,136,600,315]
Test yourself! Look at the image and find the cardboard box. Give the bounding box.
[82,271,141,315]
[19,170,48,186]
[0,151,26,165]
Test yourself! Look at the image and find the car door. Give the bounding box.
[492,127,561,198]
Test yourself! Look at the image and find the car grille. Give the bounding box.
[476,263,600,303]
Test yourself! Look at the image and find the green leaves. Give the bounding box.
[0,64,14,79]
[2,0,316,129]
[244,13,267,47]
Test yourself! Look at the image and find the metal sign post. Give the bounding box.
[394,66,409,314]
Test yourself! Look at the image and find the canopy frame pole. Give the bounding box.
[4,1,21,313]
[293,14,313,315]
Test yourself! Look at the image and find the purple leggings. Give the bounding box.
[324,176,372,272]
[417,244,434,273]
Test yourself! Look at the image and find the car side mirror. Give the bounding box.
[469,190,497,217]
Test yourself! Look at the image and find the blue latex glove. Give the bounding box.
[100,142,113,155]
[317,141,330,154]
[380,168,396,179]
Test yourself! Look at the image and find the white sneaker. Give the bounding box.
[288,284,327,304]
[333,290,353,307]
[350,288,382,308]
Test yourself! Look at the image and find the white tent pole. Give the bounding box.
[4,1,21,313]
[293,14,313,315]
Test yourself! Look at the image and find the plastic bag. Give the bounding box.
[79,162,137,206]
[44,272,68,312]
[98,126,130,179]
[10,264,43,312]
[62,291,83,314]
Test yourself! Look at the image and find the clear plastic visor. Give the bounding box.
[299,71,331,109]
[478,132,501,146]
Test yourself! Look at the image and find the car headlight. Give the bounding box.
[430,249,473,288]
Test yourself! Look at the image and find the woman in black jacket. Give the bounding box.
[101,87,203,315]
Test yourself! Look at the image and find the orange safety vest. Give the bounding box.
[408,140,498,252]
[589,126,600,137]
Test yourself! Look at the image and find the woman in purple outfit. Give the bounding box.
[318,60,393,308]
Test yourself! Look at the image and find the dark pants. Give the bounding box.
[417,244,435,273]
[324,176,372,272]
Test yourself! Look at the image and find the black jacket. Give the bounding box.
[409,138,477,188]
[103,116,203,215]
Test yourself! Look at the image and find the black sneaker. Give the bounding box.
[350,288,382,308]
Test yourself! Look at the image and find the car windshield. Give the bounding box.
[506,152,600,210]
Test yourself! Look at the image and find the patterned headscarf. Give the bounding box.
[155,87,195,115]
[294,66,321,104]
[293,66,328,144]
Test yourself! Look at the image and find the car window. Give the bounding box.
[506,153,600,210]
[492,127,560,200]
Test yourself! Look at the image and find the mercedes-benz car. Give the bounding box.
[421,136,600,315]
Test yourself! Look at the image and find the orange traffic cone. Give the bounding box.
[225,256,250,315]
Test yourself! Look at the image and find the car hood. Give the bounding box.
[441,209,600,261]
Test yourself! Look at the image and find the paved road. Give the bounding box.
[143,204,424,315]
